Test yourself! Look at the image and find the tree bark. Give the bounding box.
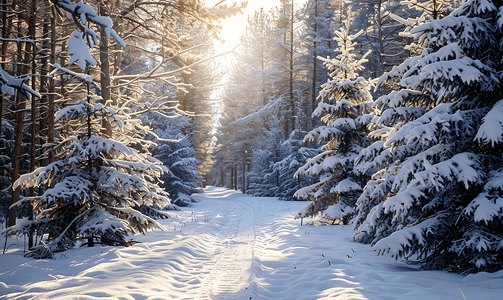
[242,160,246,194]
[28,0,37,248]
[234,164,238,191]
[0,0,11,137]
[230,166,234,190]
[9,1,29,227]
[288,0,295,136]
[10,58,28,227]
[311,0,318,132]
[1,0,9,68]
[48,6,56,163]
[99,5,112,138]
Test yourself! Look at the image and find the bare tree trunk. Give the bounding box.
[99,5,112,138]
[311,0,318,132]
[9,87,25,226]
[9,1,30,227]
[28,0,37,248]
[242,160,246,194]
[288,0,295,136]
[377,0,384,75]
[230,166,234,190]
[48,6,56,163]
[234,164,238,191]
[0,0,11,137]
[246,163,250,191]
[1,0,9,68]
[40,6,49,160]
[433,0,438,20]
[10,30,28,227]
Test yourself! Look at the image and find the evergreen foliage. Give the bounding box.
[150,116,201,206]
[1,0,243,256]
[352,0,503,274]
[7,79,170,258]
[214,7,285,190]
[274,129,320,201]
[295,7,374,223]
[213,1,319,198]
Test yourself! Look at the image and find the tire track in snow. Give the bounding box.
[196,198,255,300]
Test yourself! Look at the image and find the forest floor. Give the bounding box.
[1,187,502,299]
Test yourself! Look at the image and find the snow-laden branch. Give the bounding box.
[0,37,35,44]
[230,95,286,126]
[475,99,503,146]
[0,65,40,99]
[50,63,93,83]
[51,0,125,48]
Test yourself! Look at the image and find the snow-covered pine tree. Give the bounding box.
[350,0,460,245]
[273,128,319,201]
[5,3,170,257]
[247,116,284,197]
[294,7,374,224]
[149,115,200,206]
[388,0,462,57]
[352,0,503,273]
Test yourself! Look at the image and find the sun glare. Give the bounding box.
[209,0,308,56]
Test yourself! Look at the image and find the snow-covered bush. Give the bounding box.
[352,0,503,273]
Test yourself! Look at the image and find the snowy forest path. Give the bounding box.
[194,189,256,300]
[3,187,498,300]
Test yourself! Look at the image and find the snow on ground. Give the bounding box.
[1,187,502,299]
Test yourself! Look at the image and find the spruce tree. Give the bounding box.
[149,115,200,206]
[295,7,374,224]
[274,129,319,201]
[6,3,169,257]
[353,0,503,273]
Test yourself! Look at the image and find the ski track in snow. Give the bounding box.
[1,186,502,299]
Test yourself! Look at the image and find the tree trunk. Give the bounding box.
[9,2,28,227]
[40,5,49,164]
[28,0,37,248]
[1,0,9,68]
[288,0,295,136]
[230,166,234,190]
[99,5,112,138]
[242,160,246,194]
[377,0,384,75]
[10,70,27,227]
[234,164,238,191]
[47,6,56,163]
[0,0,11,137]
[433,0,438,20]
[311,0,318,132]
